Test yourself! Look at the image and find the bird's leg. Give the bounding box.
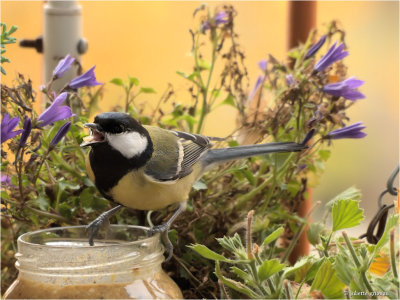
[86,205,123,246]
[149,202,186,261]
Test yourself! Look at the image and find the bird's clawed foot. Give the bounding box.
[147,202,187,262]
[148,224,174,261]
[86,205,123,246]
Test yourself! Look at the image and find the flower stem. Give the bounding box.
[323,231,333,257]
[342,231,377,299]
[295,280,305,299]
[33,149,50,184]
[15,148,25,203]
[246,210,254,259]
[342,231,361,268]
[390,228,398,279]
[281,201,321,263]
[284,280,293,299]
[49,151,82,178]
[266,278,276,294]
[196,32,219,134]
[25,206,67,222]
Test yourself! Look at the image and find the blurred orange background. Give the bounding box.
[2,1,399,230]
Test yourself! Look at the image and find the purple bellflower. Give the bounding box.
[322,77,365,101]
[305,35,326,59]
[215,11,228,25]
[19,116,32,147]
[1,174,12,186]
[1,113,23,144]
[314,42,348,72]
[326,122,367,139]
[50,121,71,148]
[200,21,211,33]
[201,11,228,33]
[258,60,267,71]
[69,66,102,89]
[285,74,297,86]
[248,75,264,102]
[53,55,75,79]
[38,92,75,127]
[301,129,315,145]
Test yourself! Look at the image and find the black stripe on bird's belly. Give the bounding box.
[89,141,153,200]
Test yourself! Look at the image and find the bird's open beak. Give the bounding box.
[80,123,106,147]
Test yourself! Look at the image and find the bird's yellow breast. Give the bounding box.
[109,165,202,210]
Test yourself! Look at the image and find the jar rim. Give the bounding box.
[18,224,160,249]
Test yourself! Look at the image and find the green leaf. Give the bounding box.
[215,261,261,298]
[179,114,197,131]
[57,180,80,192]
[241,169,255,185]
[129,76,139,86]
[311,258,346,299]
[334,253,356,285]
[263,227,284,245]
[168,229,178,244]
[211,89,221,99]
[287,48,300,59]
[140,87,156,94]
[8,25,18,35]
[304,259,326,283]
[258,259,285,281]
[80,188,94,213]
[198,58,211,70]
[374,214,398,255]
[192,180,208,191]
[58,202,73,218]
[349,277,368,299]
[220,94,236,107]
[293,260,312,283]
[228,140,239,147]
[284,256,311,277]
[217,233,245,253]
[110,78,124,86]
[287,181,301,196]
[326,186,361,208]
[34,194,50,210]
[188,244,229,261]
[1,191,9,200]
[319,149,331,161]
[307,223,325,245]
[92,196,108,210]
[231,266,252,282]
[176,71,201,85]
[332,199,364,231]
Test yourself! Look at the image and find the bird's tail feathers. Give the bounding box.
[201,142,307,167]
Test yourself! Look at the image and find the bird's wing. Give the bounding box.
[143,127,219,181]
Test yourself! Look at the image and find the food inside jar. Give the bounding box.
[4,271,182,299]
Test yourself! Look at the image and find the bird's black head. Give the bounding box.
[81,112,152,159]
[95,112,147,134]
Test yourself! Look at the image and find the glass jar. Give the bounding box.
[4,225,182,299]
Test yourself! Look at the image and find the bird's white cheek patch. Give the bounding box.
[106,132,148,159]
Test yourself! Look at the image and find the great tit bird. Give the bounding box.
[81,112,307,259]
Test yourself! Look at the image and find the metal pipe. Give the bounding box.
[43,0,87,91]
[287,1,317,51]
[286,0,317,264]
